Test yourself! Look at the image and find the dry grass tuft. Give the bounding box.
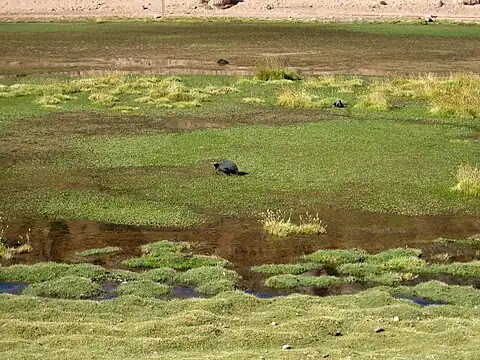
[260,209,327,237]
[451,164,480,197]
[242,97,265,104]
[276,88,334,109]
[254,58,301,82]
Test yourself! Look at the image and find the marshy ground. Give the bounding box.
[1,19,480,359]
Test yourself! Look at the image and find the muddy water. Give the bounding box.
[5,207,480,268]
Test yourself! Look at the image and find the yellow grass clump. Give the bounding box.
[452,164,480,197]
[260,210,327,237]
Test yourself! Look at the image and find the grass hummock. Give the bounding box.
[121,241,231,270]
[176,266,241,295]
[22,276,104,299]
[265,274,356,289]
[253,59,301,82]
[74,246,121,257]
[0,262,108,283]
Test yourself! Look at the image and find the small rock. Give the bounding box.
[393,316,400,322]
[435,0,445,7]
[270,321,278,326]
[323,355,330,359]
[266,4,273,10]
[333,99,345,108]
[375,327,385,333]
[334,330,342,336]
[282,344,292,350]
[143,4,149,10]
[379,0,387,5]
[153,14,162,18]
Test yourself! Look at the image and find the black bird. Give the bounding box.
[216,59,229,66]
[213,160,248,176]
[332,99,345,108]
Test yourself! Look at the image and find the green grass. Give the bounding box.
[121,241,231,270]
[0,262,108,283]
[434,235,480,249]
[176,266,241,295]
[384,280,480,306]
[22,276,104,299]
[265,274,356,289]
[253,59,302,82]
[4,287,480,359]
[299,249,368,267]
[251,263,320,275]
[74,246,121,257]
[2,73,480,226]
[115,280,171,298]
[143,268,178,283]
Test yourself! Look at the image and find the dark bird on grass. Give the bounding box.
[213,160,248,176]
[332,99,345,108]
[216,59,229,66]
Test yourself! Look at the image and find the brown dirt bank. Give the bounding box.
[1,0,480,22]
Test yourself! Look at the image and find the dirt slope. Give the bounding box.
[1,0,480,21]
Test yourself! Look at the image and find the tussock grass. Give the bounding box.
[259,210,327,237]
[385,280,480,306]
[304,75,364,93]
[354,84,390,111]
[0,262,108,283]
[74,246,121,257]
[88,92,119,106]
[251,262,319,275]
[451,164,480,197]
[143,267,177,283]
[122,241,230,270]
[22,275,103,299]
[176,266,241,295]
[276,88,335,109]
[107,269,143,282]
[265,274,356,289]
[242,97,265,104]
[434,235,480,249]
[254,58,301,82]
[358,72,480,117]
[2,284,480,358]
[116,280,171,298]
[300,249,367,266]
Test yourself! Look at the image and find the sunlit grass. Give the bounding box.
[259,210,327,237]
[276,87,335,109]
[74,246,121,257]
[451,164,480,197]
[253,58,301,82]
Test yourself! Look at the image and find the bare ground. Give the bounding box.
[1,0,480,21]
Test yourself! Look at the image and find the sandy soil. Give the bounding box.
[0,0,479,21]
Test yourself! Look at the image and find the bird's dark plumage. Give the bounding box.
[213,160,247,176]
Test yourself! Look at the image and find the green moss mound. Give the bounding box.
[22,276,103,299]
[0,262,108,283]
[122,241,230,270]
